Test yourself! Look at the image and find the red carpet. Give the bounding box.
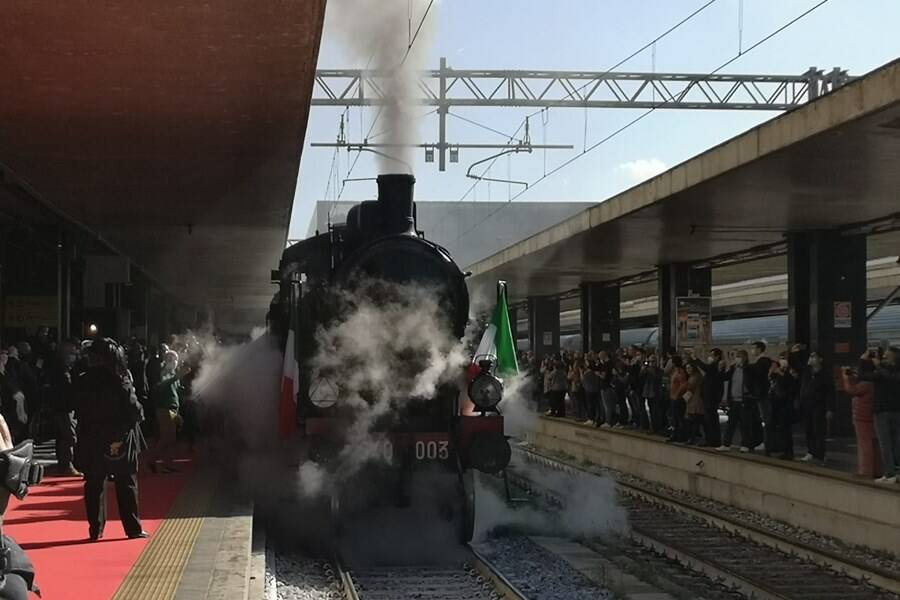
[4,459,192,600]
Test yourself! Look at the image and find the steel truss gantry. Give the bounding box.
[312,58,852,170]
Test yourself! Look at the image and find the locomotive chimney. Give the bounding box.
[376,173,415,235]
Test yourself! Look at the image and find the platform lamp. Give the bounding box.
[449,146,459,163]
[424,146,434,163]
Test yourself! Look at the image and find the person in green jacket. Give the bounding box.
[145,351,189,473]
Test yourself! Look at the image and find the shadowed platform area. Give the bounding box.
[4,459,192,600]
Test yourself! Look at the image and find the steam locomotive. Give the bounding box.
[269,174,510,542]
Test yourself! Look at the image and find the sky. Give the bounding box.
[289,0,900,242]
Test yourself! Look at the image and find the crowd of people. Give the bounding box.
[520,342,900,483]
[0,327,204,540]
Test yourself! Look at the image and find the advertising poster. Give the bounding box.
[676,296,711,349]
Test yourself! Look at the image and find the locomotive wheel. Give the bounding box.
[458,470,475,543]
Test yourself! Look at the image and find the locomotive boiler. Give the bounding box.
[269,174,510,542]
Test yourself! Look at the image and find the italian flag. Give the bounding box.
[473,281,519,377]
[278,304,299,439]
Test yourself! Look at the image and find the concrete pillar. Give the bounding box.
[528,296,559,359]
[788,232,866,436]
[657,263,711,351]
[788,231,867,365]
[580,282,620,353]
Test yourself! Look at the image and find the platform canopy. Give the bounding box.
[468,59,900,302]
[0,2,326,333]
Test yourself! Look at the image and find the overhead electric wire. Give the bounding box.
[453,0,833,245]
[456,0,721,204]
[447,112,520,141]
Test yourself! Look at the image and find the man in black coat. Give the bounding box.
[74,338,148,541]
[798,351,835,463]
[695,348,725,447]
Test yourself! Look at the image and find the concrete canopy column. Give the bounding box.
[580,282,620,353]
[528,296,560,359]
[657,263,711,351]
[787,231,867,367]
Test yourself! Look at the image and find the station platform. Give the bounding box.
[4,453,257,600]
[525,416,900,556]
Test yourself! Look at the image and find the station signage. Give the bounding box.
[833,301,852,328]
[3,295,57,329]
[675,296,711,349]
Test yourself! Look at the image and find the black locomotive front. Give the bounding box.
[270,174,509,542]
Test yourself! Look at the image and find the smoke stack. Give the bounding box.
[377,173,415,235]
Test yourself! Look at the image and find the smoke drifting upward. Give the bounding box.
[327,0,434,172]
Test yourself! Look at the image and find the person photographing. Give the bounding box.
[0,413,43,599]
[146,350,190,473]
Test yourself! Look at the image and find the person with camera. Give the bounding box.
[74,338,148,541]
[767,352,799,459]
[842,352,879,479]
[858,347,900,483]
[695,348,726,447]
[145,350,190,473]
[0,413,44,598]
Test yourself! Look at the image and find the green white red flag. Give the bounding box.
[473,281,519,377]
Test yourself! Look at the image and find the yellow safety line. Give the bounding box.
[111,472,215,600]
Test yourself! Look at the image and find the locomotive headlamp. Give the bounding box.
[468,371,503,412]
[309,378,338,409]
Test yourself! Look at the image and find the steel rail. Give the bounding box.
[510,445,900,597]
[468,544,531,600]
[334,547,530,599]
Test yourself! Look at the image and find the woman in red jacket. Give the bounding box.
[667,356,688,442]
[842,353,880,479]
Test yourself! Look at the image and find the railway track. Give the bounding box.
[337,546,527,600]
[509,445,900,600]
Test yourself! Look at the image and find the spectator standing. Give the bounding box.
[45,341,81,476]
[582,361,601,426]
[858,346,900,483]
[696,349,725,447]
[797,352,835,463]
[626,350,648,429]
[766,354,798,459]
[749,342,773,452]
[146,350,188,473]
[682,361,704,444]
[641,355,665,434]
[73,338,148,541]
[598,352,617,427]
[842,353,879,478]
[568,360,586,421]
[0,349,26,444]
[667,356,688,442]
[721,350,754,452]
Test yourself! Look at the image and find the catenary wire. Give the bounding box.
[457,0,721,203]
[453,0,833,245]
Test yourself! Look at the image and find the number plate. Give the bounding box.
[413,439,450,461]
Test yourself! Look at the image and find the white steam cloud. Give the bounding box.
[474,454,627,541]
[327,0,434,172]
[298,281,468,495]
